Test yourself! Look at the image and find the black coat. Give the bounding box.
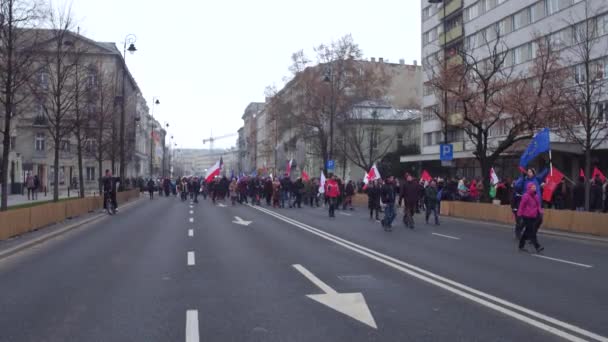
[367,186,380,209]
[573,182,585,208]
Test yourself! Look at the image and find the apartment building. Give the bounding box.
[417,0,608,178]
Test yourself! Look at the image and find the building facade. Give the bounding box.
[417,0,608,179]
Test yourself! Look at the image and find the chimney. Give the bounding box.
[413,60,418,66]
[379,57,384,63]
[399,58,405,65]
[371,57,376,62]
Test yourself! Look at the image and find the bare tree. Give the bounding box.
[556,1,608,210]
[429,31,563,200]
[90,69,117,193]
[71,40,91,198]
[30,6,80,201]
[0,0,44,210]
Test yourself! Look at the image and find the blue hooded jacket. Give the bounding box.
[514,168,549,204]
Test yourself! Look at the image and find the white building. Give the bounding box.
[415,0,608,179]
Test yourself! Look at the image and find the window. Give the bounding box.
[546,0,559,15]
[597,14,608,36]
[423,83,434,96]
[35,133,45,151]
[574,22,587,43]
[512,46,523,65]
[574,64,587,84]
[423,6,431,20]
[424,133,433,146]
[465,3,479,22]
[38,70,49,90]
[60,140,70,152]
[86,167,96,181]
[423,106,437,121]
[513,9,530,30]
[87,71,97,88]
[434,131,442,144]
[84,140,97,154]
[447,129,464,143]
[396,133,403,147]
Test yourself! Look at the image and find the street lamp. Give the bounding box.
[323,63,335,172]
[119,33,137,189]
[161,122,170,177]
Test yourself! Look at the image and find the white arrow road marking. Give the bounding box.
[186,310,199,342]
[432,233,461,240]
[532,255,593,268]
[339,212,352,216]
[232,216,252,226]
[189,210,194,214]
[188,229,194,237]
[187,251,195,266]
[189,218,194,223]
[249,205,606,342]
[292,264,377,329]
[217,203,227,207]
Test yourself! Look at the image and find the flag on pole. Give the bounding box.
[490,167,499,185]
[592,167,606,182]
[319,171,326,194]
[579,168,585,179]
[543,167,565,202]
[421,170,432,182]
[286,159,293,176]
[519,128,551,169]
[301,170,310,181]
[364,164,381,184]
[204,157,223,183]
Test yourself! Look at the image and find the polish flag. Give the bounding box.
[301,169,310,181]
[490,167,499,185]
[421,170,432,182]
[592,167,606,182]
[205,157,223,183]
[286,159,293,176]
[319,171,326,194]
[364,164,381,184]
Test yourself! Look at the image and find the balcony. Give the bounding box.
[438,0,462,20]
[438,25,463,45]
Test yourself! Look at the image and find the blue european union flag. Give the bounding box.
[519,128,550,168]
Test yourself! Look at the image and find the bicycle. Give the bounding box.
[104,190,116,215]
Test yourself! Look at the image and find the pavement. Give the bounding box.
[4,190,99,207]
[0,196,606,342]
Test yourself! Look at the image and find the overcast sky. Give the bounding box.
[69,0,421,149]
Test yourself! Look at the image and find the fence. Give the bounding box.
[440,201,608,237]
[0,190,140,240]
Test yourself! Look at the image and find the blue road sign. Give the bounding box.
[440,144,453,161]
[326,160,335,170]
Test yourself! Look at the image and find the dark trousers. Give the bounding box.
[103,191,118,209]
[383,203,396,227]
[425,205,439,224]
[193,191,199,203]
[149,190,154,199]
[519,217,541,249]
[293,194,302,208]
[27,188,35,200]
[403,205,416,227]
[370,207,379,219]
[328,198,337,217]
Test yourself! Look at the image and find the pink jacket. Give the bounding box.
[518,185,543,218]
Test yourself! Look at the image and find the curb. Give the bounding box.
[443,216,608,244]
[0,197,143,261]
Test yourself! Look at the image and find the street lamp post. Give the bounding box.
[162,122,170,177]
[149,98,159,178]
[119,34,137,189]
[323,62,335,173]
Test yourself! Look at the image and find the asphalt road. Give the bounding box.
[0,195,606,342]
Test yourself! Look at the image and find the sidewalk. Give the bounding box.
[4,190,100,208]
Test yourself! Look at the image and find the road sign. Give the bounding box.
[440,144,453,161]
[326,160,335,171]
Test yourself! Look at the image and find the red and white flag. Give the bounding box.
[205,157,223,184]
[319,171,326,194]
[490,167,499,185]
[301,169,310,181]
[286,159,293,176]
[421,170,432,182]
[364,164,381,184]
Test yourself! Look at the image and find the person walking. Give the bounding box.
[367,180,381,220]
[325,175,340,218]
[280,175,292,208]
[425,180,440,225]
[343,180,355,210]
[25,172,35,201]
[147,179,155,199]
[272,178,281,208]
[518,183,544,253]
[229,178,238,206]
[192,177,201,203]
[400,175,419,229]
[264,178,273,206]
[381,176,396,231]
[292,177,304,208]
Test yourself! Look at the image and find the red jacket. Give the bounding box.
[325,179,340,198]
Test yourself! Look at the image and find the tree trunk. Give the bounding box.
[77,135,85,198]
[53,140,60,202]
[1,107,11,211]
[584,149,591,211]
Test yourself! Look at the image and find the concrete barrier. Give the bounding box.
[0,189,140,241]
[440,201,608,237]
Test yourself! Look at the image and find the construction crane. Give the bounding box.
[202,132,237,151]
